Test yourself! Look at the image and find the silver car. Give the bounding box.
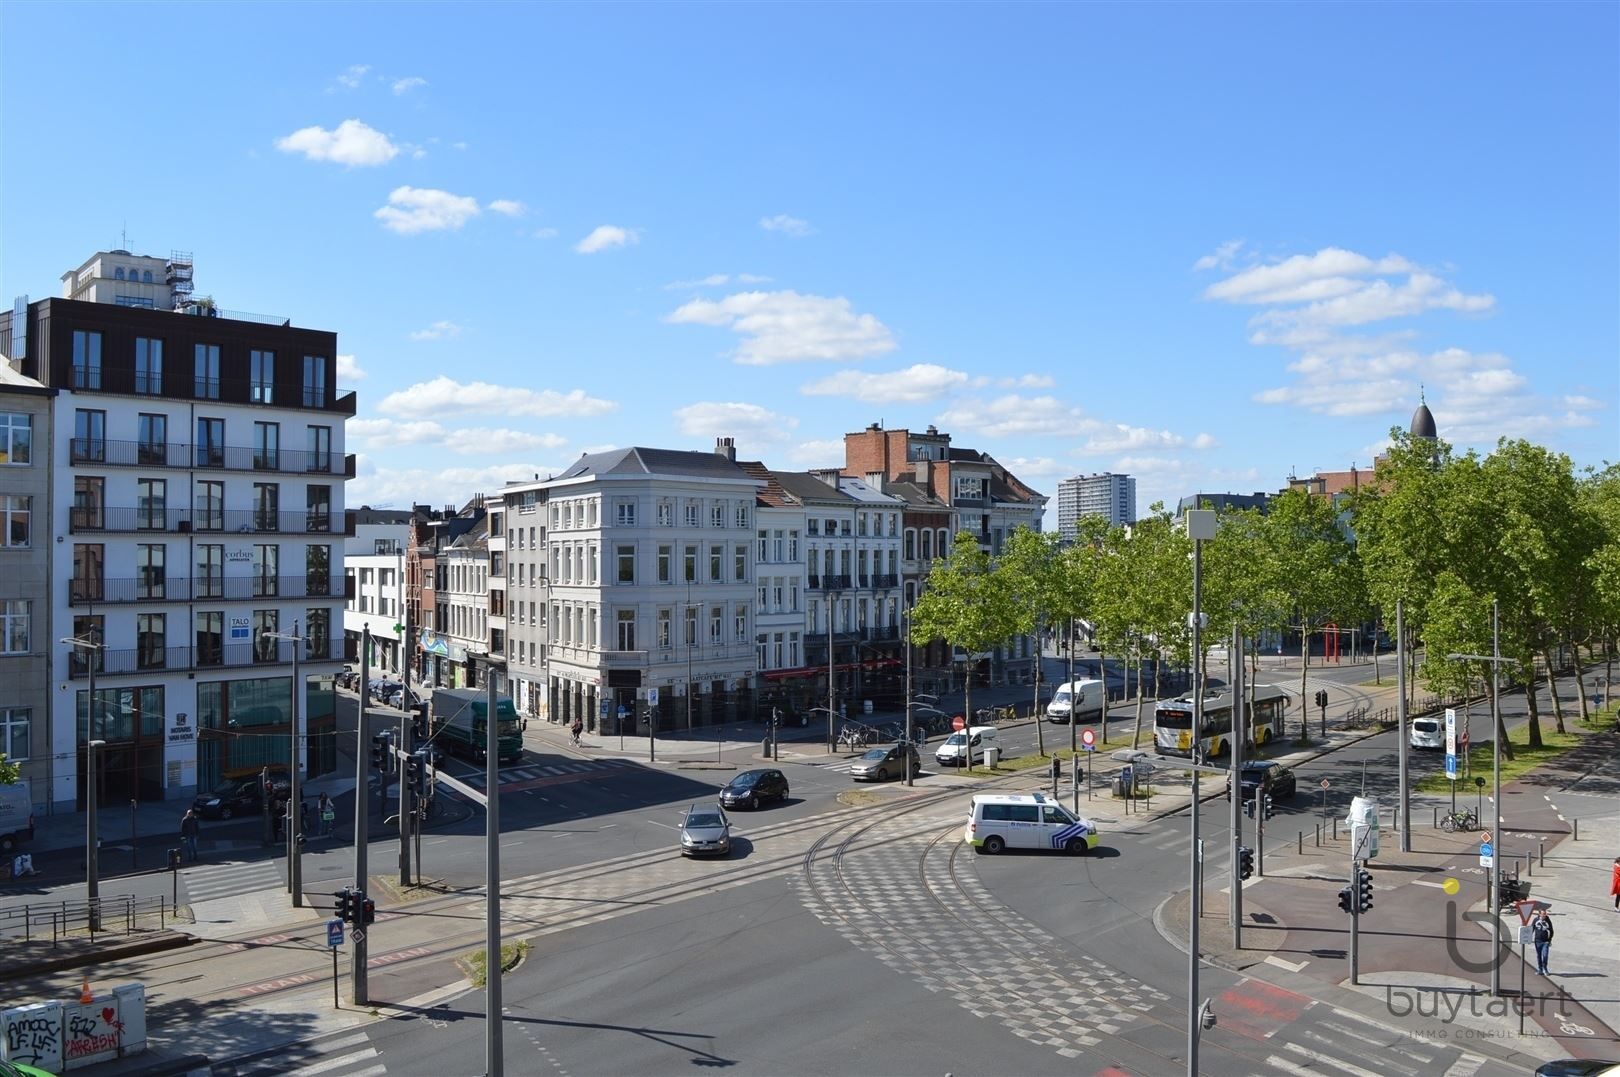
[680,804,732,858]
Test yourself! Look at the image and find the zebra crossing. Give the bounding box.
[450,756,640,792]
[181,857,284,904]
[226,1030,384,1076]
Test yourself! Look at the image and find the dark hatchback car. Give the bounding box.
[719,768,790,810]
[193,771,290,819]
[1227,760,1297,801]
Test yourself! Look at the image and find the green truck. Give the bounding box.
[430,688,526,764]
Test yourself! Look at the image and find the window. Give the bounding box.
[615,500,636,527]
[684,501,700,527]
[137,479,166,530]
[68,615,103,676]
[790,579,799,611]
[735,503,748,528]
[710,504,724,528]
[788,531,798,560]
[758,579,768,606]
[250,350,275,403]
[254,422,280,470]
[114,267,125,281]
[1,495,29,547]
[773,580,784,609]
[490,551,504,576]
[0,413,31,465]
[137,613,166,670]
[616,610,636,650]
[137,543,166,599]
[307,426,332,473]
[254,544,279,597]
[137,413,167,465]
[657,608,671,648]
[808,519,820,536]
[194,344,220,399]
[71,330,103,389]
[709,545,722,582]
[735,604,748,642]
[616,544,635,584]
[196,417,225,468]
[0,708,29,761]
[1,600,29,655]
[953,476,984,501]
[194,480,224,531]
[683,545,697,583]
[306,607,330,658]
[586,542,597,584]
[655,544,672,583]
[709,607,722,644]
[254,609,279,663]
[73,409,105,462]
[904,529,916,560]
[920,530,932,560]
[306,485,332,531]
[734,544,746,581]
[254,483,280,531]
[302,355,327,407]
[684,605,698,647]
[858,513,868,537]
[72,476,104,530]
[196,545,223,598]
[307,545,331,597]
[72,544,104,601]
[135,337,163,394]
[657,500,673,527]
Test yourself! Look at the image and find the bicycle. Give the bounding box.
[1440,808,1477,833]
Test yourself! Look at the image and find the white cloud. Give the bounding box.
[1000,456,1065,479]
[737,273,773,284]
[446,429,568,455]
[665,274,733,290]
[934,394,1084,438]
[392,76,427,95]
[997,373,1055,389]
[488,199,526,217]
[574,225,640,254]
[760,214,812,237]
[666,290,897,365]
[800,363,969,403]
[784,439,844,467]
[335,354,366,382]
[1193,239,1245,272]
[379,376,618,419]
[674,402,799,443]
[348,461,558,513]
[1078,424,1209,454]
[375,186,481,234]
[333,64,370,90]
[409,320,462,341]
[347,418,446,448]
[1205,248,1417,304]
[532,227,558,239]
[275,119,399,167]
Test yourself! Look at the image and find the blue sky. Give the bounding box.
[4,2,1615,519]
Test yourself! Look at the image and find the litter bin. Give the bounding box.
[1112,777,1128,798]
[984,746,1001,767]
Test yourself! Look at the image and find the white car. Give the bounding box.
[1409,717,1444,750]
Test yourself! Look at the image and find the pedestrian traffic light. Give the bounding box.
[411,709,429,742]
[1238,846,1254,881]
[1050,755,1062,779]
[335,887,353,922]
[1263,794,1275,820]
[1356,868,1374,913]
[360,895,376,926]
[167,848,181,871]
[1337,886,1354,914]
[1244,798,1256,819]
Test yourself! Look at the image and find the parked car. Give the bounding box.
[194,770,290,820]
[1408,717,1444,750]
[1226,760,1296,801]
[679,804,732,857]
[335,666,358,689]
[849,743,920,782]
[719,768,790,810]
[368,678,403,702]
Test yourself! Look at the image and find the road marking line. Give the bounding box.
[1264,955,1307,972]
[1264,1055,1320,1076]
[1281,1040,1385,1077]
[1411,879,1447,889]
[294,1048,378,1076]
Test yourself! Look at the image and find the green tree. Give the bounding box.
[912,531,1018,767]
[997,527,1062,757]
[0,753,19,787]
[1096,505,1189,748]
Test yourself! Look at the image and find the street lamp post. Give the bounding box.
[826,590,840,752]
[903,606,914,788]
[1184,508,1217,1077]
[262,621,307,907]
[1448,599,1509,997]
[62,628,104,931]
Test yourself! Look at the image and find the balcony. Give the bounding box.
[69,507,344,535]
[807,574,852,591]
[871,574,899,589]
[865,625,900,641]
[68,574,339,605]
[65,635,346,679]
[69,437,347,476]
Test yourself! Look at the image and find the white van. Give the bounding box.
[0,783,36,854]
[935,725,1000,767]
[1046,679,1105,724]
[1408,717,1444,750]
[964,792,1100,855]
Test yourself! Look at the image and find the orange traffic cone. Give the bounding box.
[79,976,93,1004]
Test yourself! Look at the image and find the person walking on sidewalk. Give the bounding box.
[570,718,584,747]
[179,808,200,863]
[1610,855,1620,911]
[1531,907,1555,975]
[317,792,334,837]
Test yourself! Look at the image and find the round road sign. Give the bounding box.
[952,714,966,731]
[1081,728,1096,747]
[1319,778,1331,790]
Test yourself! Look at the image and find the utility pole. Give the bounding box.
[484,661,505,1077]
[826,589,839,752]
[399,610,414,887]
[1067,618,1077,757]
[1396,599,1410,852]
[263,621,306,906]
[1184,508,1216,1077]
[63,627,105,932]
[903,607,914,788]
[1230,624,1244,947]
[353,626,371,1005]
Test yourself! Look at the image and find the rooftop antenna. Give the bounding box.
[121,222,127,249]
[1419,383,1426,405]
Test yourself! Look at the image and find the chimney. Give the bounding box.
[914,459,930,494]
[715,436,736,462]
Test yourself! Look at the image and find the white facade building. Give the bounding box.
[1056,472,1136,539]
[343,508,412,674]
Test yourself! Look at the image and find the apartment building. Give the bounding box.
[735,463,808,716]
[1,249,353,808]
[0,363,56,809]
[497,482,549,718]
[1057,472,1136,538]
[342,507,413,674]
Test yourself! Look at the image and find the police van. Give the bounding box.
[963,792,1100,856]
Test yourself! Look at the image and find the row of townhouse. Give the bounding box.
[352,426,1046,735]
[1,249,354,813]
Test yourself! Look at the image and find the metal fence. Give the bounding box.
[0,894,191,946]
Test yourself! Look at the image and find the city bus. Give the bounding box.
[1153,685,1291,758]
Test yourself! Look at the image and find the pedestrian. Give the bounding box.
[570,717,584,747]
[317,792,334,837]
[179,808,200,863]
[1531,908,1555,975]
[299,798,310,837]
[1610,855,1620,911]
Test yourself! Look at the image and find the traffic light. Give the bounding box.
[1244,798,1256,819]
[369,734,387,771]
[1238,846,1254,881]
[360,895,376,926]
[1315,689,1328,709]
[1263,794,1275,820]
[1337,886,1354,914]
[167,848,181,871]
[335,887,354,922]
[405,751,426,797]
[411,708,429,742]
[1356,868,1374,913]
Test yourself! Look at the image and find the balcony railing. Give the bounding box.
[871,573,899,589]
[69,437,353,477]
[65,635,345,679]
[807,574,852,591]
[68,574,338,605]
[65,369,353,414]
[69,506,345,535]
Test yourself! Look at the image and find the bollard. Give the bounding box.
[1539,840,1545,867]
[1332,817,1338,842]
[1573,818,1579,841]
[1298,831,1303,856]
[1432,806,1439,829]
[1315,823,1321,847]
